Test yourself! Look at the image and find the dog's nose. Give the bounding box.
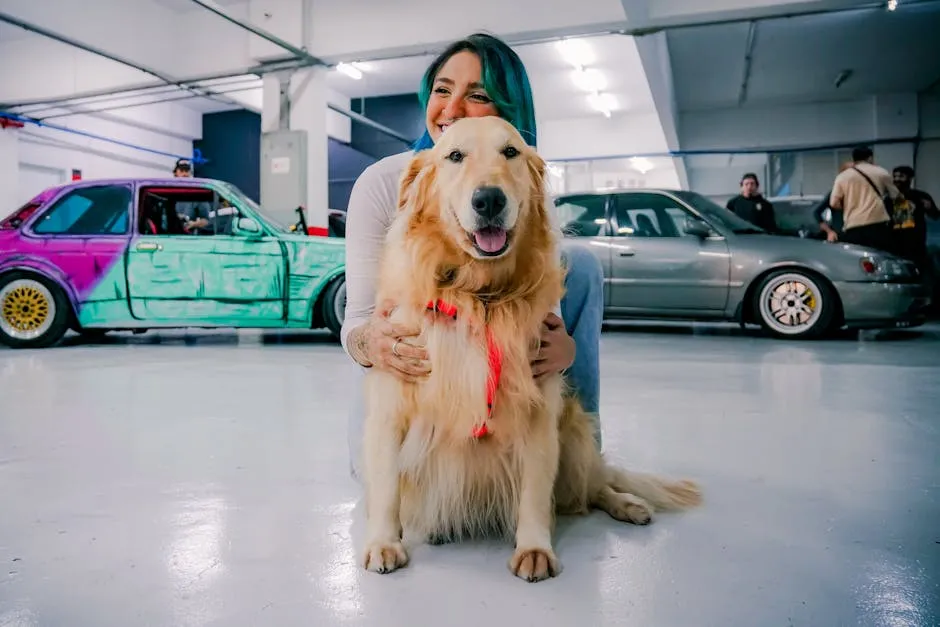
[471,186,507,220]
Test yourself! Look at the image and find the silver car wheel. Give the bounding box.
[0,278,57,341]
[333,278,346,327]
[758,272,822,336]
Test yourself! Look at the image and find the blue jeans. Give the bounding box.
[559,240,604,450]
[347,240,604,479]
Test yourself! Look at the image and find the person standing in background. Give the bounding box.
[813,161,855,242]
[828,146,900,254]
[891,165,939,271]
[726,173,777,232]
[172,158,212,234]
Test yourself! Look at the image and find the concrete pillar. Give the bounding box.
[260,66,330,230]
[0,127,19,214]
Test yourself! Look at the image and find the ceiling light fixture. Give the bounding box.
[572,68,607,93]
[588,92,616,118]
[629,157,655,174]
[555,38,595,68]
[336,62,363,80]
[887,0,898,10]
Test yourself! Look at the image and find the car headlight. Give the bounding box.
[859,255,918,280]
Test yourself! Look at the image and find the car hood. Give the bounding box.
[730,233,887,261]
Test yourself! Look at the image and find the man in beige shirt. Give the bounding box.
[829,146,901,254]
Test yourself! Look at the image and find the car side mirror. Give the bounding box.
[683,217,712,238]
[233,217,262,237]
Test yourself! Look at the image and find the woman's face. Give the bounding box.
[425,50,499,143]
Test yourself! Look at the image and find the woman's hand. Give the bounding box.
[530,312,575,379]
[356,300,431,383]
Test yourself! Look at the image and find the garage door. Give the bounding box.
[18,163,66,205]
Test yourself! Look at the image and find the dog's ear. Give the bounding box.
[525,148,548,213]
[398,151,429,212]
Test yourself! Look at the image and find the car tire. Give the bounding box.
[752,269,836,340]
[321,274,346,339]
[0,271,72,349]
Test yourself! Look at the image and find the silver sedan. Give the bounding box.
[553,189,931,339]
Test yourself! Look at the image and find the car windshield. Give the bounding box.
[772,198,821,232]
[671,190,766,234]
[218,182,290,233]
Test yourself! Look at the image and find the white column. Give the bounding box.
[259,66,330,230]
[289,66,330,230]
[0,128,20,213]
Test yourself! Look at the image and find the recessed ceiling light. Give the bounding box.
[335,62,363,80]
[556,38,595,68]
[588,92,617,117]
[572,68,607,93]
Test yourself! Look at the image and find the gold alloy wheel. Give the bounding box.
[0,279,56,341]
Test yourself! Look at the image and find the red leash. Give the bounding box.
[426,299,502,438]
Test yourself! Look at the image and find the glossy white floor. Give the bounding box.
[1,323,938,626]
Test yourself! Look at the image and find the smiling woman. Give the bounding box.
[341,33,606,480]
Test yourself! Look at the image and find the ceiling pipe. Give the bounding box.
[35,85,263,121]
[0,11,239,108]
[2,58,312,110]
[187,0,324,65]
[737,21,758,106]
[17,76,264,117]
[327,103,414,146]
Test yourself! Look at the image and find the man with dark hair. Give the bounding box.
[892,165,938,271]
[173,158,193,178]
[829,145,900,253]
[726,172,776,232]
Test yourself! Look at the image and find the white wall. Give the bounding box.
[677,92,935,198]
[2,101,202,211]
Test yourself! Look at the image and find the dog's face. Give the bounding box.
[400,117,546,260]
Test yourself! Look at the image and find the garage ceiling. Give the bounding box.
[669,1,940,111]
[327,34,656,121]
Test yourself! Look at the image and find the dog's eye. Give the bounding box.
[447,150,465,163]
[502,146,520,159]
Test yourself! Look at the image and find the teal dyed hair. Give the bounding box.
[413,33,537,152]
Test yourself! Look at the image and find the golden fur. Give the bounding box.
[360,116,702,582]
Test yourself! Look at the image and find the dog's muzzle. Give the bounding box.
[469,186,510,256]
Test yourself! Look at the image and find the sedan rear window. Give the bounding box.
[0,202,42,230]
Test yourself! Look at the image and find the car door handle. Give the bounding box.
[136,242,163,252]
[618,250,635,257]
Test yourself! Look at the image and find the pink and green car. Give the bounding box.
[0,177,346,349]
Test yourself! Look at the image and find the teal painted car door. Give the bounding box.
[126,234,286,324]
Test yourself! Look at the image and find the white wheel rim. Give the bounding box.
[333,279,346,326]
[759,273,821,335]
[0,279,56,341]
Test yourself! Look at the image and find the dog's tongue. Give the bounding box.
[473,227,508,253]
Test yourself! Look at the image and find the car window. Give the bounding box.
[31,186,131,235]
[772,199,819,232]
[614,193,693,238]
[552,195,608,237]
[139,187,243,236]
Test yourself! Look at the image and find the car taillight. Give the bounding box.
[860,258,877,274]
[0,203,41,230]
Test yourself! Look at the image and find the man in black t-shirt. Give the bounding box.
[726,173,777,232]
[891,165,938,271]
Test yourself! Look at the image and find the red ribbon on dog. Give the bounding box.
[426,299,501,438]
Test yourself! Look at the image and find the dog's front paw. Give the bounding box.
[509,547,560,582]
[363,540,409,574]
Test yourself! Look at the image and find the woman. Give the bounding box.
[342,33,605,479]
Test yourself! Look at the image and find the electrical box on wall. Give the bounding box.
[261,129,307,227]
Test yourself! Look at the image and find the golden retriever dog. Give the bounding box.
[361,116,702,582]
